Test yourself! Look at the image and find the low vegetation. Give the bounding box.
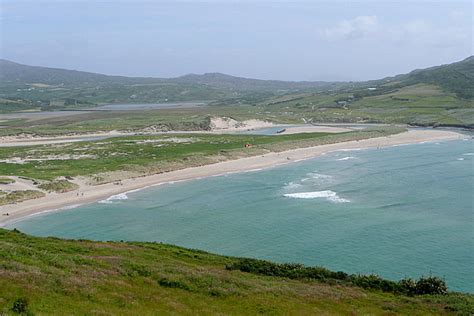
[0,127,404,181]
[226,258,448,296]
[37,179,79,193]
[0,177,15,185]
[0,190,45,206]
[1,228,472,315]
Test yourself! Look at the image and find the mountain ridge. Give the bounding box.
[2,56,472,96]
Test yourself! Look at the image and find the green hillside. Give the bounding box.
[253,57,474,128]
[357,56,474,99]
[404,56,474,99]
[1,228,473,315]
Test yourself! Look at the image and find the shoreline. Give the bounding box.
[0,129,466,226]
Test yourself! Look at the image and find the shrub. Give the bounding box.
[398,278,417,295]
[11,297,28,314]
[158,278,191,291]
[350,274,402,293]
[414,276,448,295]
[125,263,151,277]
[227,258,449,296]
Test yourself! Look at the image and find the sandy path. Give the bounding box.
[0,129,465,226]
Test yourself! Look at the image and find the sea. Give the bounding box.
[7,137,473,292]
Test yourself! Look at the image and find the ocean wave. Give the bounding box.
[99,193,129,204]
[457,158,465,161]
[284,190,350,203]
[337,156,356,161]
[463,153,474,156]
[307,172,332,180]
[283,182,302,190]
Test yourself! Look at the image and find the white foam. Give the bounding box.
[338,148,364,152]
[463,153,474,156]
[457,158,465,161]
[283,182,302,190]
[99,193,129,204]
[284,190,350,203]
[308,172,332,180]
[337,156,356,161]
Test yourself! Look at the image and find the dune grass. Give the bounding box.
[0,126,404,181]
[37,179,79,193]
[0,190,45,206]
[0,177,15,185]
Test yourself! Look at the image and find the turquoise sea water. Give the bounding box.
[8,139,474,292]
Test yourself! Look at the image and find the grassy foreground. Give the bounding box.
[1,229,473,315]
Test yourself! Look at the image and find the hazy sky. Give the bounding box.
[1,0,472,81]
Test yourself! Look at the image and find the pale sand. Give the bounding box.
[209,117,274,131]
[0,129,465,226]
[0,176,38,192]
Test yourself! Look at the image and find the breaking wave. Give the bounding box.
[337,156,356,161]
[283,182,303,190]
[99,193,129,204]
[284,190,350,203]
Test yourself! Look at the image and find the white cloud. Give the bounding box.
[388,19,470,48]
[449,10,465,20]
[320,15,379,40]
[319,15,470,49]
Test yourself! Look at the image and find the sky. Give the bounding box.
[0,0,472,81]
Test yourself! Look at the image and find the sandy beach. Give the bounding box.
[0,129,466,226]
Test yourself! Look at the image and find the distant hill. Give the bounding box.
[0,59,160,86]
[171,72,337,91]
[0,57,472,115]
[0,59,334,91]
[366,56,474,99]
[1,57,472,95]
[405,56,474,99]
[0,59,342,112]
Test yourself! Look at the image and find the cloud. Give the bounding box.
[449,10,465,20]
[318,15,470,49]
[388,19,470,48]
[320,15,379,40]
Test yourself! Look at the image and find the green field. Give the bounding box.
[1,229,472,315]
